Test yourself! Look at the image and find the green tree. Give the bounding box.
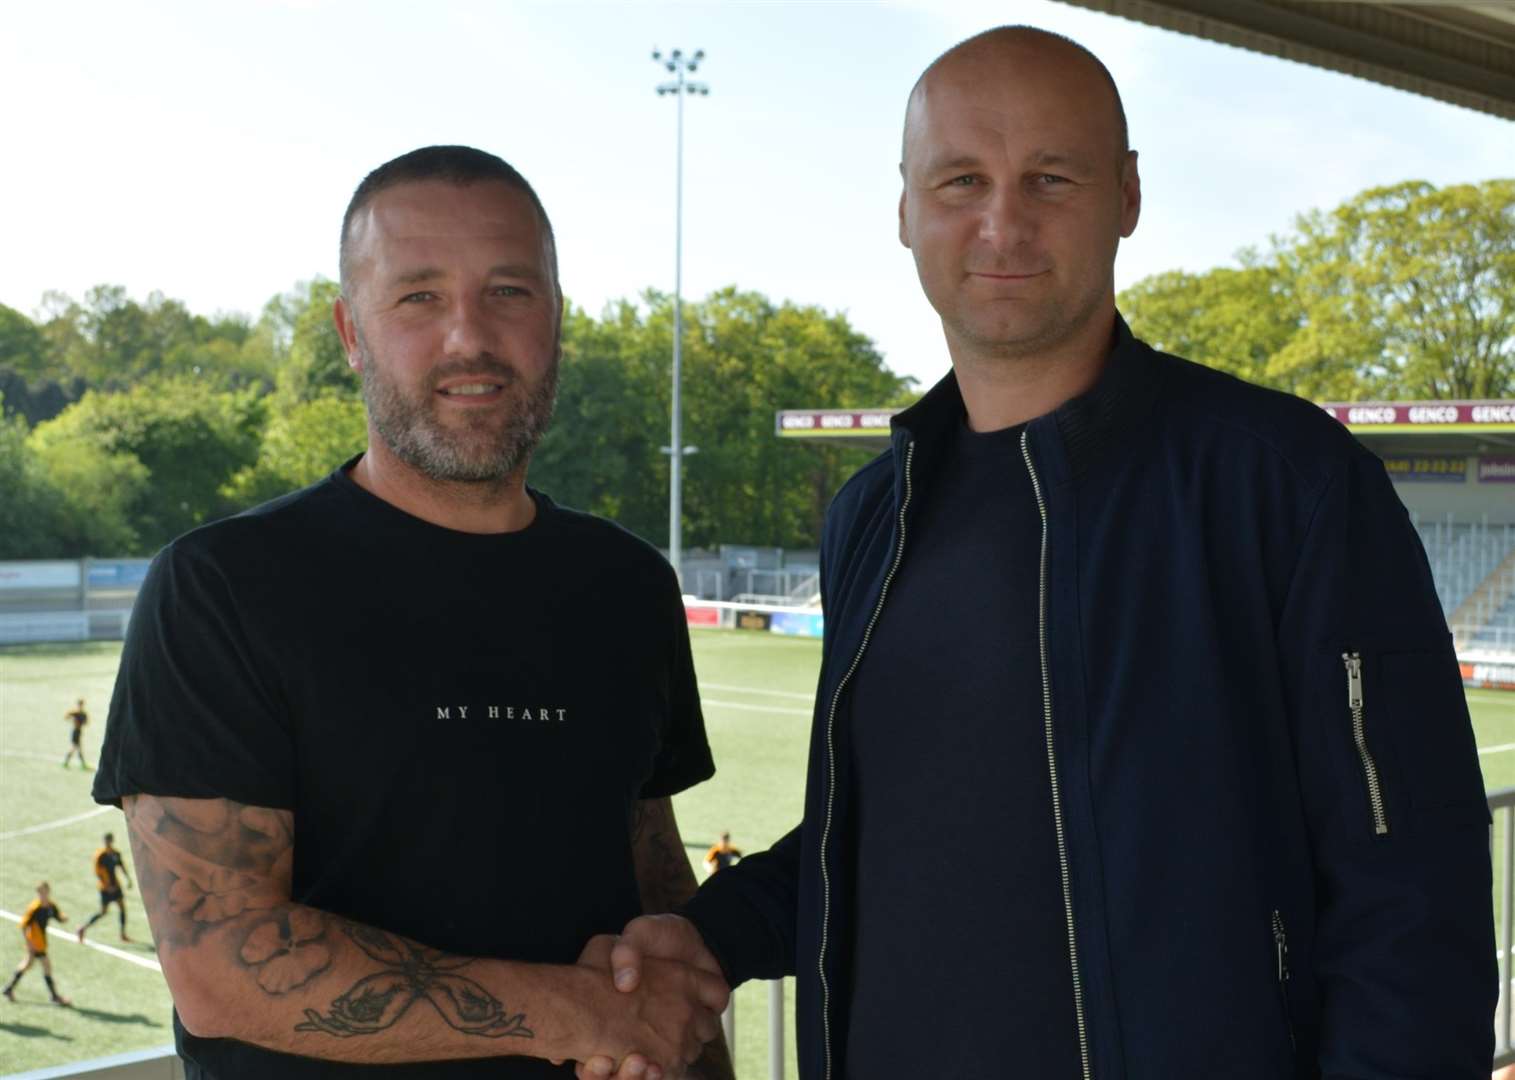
[274,279,355,403]
[0,303,79,425]
[1120,179,1515,401]
[0,397,72,558]
[1274,179,1515,399]
[29,376,265,552]
[28,286,270,392]
[532,289,912,549]
[29,439,150,555]
[1119,261,1301,390]
[223,394,368,506]
[0,303,49,382]
[530,300,667,533]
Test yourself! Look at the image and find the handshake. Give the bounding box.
[556,913,732,1080]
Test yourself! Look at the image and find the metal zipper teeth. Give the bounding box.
[1342,652,1389,836]
[1271,909,1289,982]
[1021,430,1093,1080]
[818,440,916,1080]
[1271,909,1296,1051]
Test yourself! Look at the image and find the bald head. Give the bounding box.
[904,26,1129,171]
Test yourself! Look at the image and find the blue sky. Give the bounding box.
[2,0,1510,388]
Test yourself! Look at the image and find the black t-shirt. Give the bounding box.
[94,462,715,1078]
[844,420,1081,1078]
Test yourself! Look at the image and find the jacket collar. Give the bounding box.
[889,312,1161,484]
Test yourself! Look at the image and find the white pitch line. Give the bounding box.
[1,748,68,764]
[0,805,114,842]
[703,699,812,717]
[1479,742,1515,756]
[701,682,814,702]
[0,909,160,972]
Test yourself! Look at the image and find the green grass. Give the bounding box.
[3,636,1512,1077]
[0,633,821,1078]
[0,642,172,1074]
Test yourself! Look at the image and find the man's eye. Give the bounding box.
[1037,174,1071,185]
[946,175,977,187]
[399,291,435,303]
[491,285,528,297]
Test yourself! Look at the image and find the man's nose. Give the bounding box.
[977,185,1037,250]
[442,295,491,356]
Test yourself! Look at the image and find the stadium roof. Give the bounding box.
[775,401,1515,455]
[1052,0,1515,120]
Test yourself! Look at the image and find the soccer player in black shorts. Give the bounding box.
[3,883,71,1005]
[62,698,89,769]
[78,832,133,944]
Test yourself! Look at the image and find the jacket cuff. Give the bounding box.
[679,879,785,988]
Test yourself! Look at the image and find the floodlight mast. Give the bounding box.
[652,47,708,588]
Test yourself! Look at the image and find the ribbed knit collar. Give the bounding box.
[890,312,1161,483]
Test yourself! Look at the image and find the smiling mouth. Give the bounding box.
[438,383,505,397]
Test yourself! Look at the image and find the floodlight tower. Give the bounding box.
[653,46,708,587]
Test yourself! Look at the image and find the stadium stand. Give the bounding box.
[1414,518,1515,651]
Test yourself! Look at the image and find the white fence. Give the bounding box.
[0,559,148,645]
[1494,785,1515,1068]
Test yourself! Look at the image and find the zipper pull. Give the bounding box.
[1342,652,1363,710]
[1272,910,1290,983]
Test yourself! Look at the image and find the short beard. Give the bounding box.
[357,327,559,485]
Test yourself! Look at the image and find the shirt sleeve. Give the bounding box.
[638,567,715,799]
[92,537,296,811]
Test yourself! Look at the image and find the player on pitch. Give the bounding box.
[62,698,89,769]
[3,883,72,1006]
[77,831,133,944]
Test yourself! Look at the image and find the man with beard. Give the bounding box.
[92,146,732,1080]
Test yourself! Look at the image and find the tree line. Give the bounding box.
[1,178,1509,560]
[0,280,913,559]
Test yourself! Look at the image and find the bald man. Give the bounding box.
[601,25,1495,1079]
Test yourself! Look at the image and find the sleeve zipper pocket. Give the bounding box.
[1343,651,1390,836]
[1271,909,1296,1052]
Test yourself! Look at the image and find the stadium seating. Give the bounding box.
[1415,518,1515,651]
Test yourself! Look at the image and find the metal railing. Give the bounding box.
[18,779,1515,1079]
[1494,785,1515,1067]
[1415,518,1515,619]
[1460,623,1515,652]
[722,979,787,1079]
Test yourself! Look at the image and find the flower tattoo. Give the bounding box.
[240,909,332,993]
[295,925,532,1040]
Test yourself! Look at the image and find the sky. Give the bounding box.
[2,0,1511,390]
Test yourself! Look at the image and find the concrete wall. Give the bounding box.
[1392,458,1515,526]
[4,1046,182,1080]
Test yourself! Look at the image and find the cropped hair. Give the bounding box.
[338,145,557,295]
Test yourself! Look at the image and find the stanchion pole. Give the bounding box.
[769,979,785,1079]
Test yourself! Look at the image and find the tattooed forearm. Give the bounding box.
[123,794,291,951]
[630,799,700,920]
[295,925,532,1040]
[120,794,555,1064]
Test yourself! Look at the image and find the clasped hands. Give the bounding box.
[559,914,728,1080]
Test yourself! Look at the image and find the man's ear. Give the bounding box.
[333,295,363,373]
[1119,150,1141,239]
[898,182,911,250]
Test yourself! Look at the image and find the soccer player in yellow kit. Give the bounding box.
[2,883,71,1005]
[702,832,742,877]
[78,832,133,943]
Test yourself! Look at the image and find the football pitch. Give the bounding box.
[1,635,1513,1077]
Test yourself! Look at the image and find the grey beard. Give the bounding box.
[361,354,559,484]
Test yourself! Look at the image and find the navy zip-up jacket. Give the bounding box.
[683,318,1496,1079]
